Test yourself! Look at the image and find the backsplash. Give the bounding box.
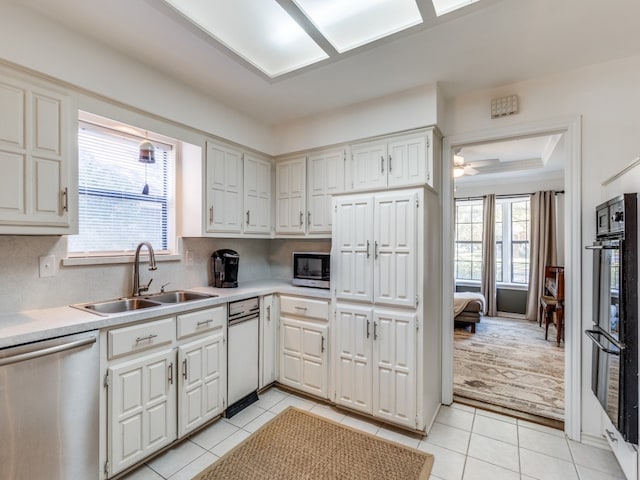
[0,236,286,313]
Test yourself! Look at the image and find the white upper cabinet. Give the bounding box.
[275,157,306,234]
[350,129,437,192]
[333,190,419,308]
[307,148,345,235]
[206,141,243,234]
[243,153,271,234]
[0,71,76,234]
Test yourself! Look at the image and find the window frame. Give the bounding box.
[454,199,484,282]
[67,113,178,261]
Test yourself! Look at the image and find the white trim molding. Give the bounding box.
[441,115,582,441]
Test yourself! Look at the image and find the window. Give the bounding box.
[495,197,531,285]
[454,197,531,285]
[454,200,483,281]
[68,119,175,255]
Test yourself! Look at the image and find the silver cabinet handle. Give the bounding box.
[61,187,68,213]
[388,154,392,172]
[605,429,618,442]
[197,319,213,327]
[209,206,213,224]
[182,358,187,380]
[366,240,370,258]
[246,210,250,225]
[380,155,384,173]
[374,241,379,259]
[299,211,304,226]
[168,363,173,384]
[366,320,370,338]
[321,335,325,353]
[374,321,378,340]
[267,304,271,321]
[307,211,311,226]
[135,334,158,344]
[294,305,308,310]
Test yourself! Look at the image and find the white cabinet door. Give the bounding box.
[177,331,226,437]
[374,191,418,308]
[276,157,306,234]
[0,74,73,232]
[244,154,271,234]
[108,349,176,476]
[334,304,373,414]
[333,195,374,302]
[373,309,417,429]
[280,317,328,398]
[206,141,242,233]
[387,134,427,188]
[351,140,387,191]
[307,148,345,234]
[260,294,277,388]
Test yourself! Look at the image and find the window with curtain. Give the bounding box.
[455,197,531,285]
[68,120,175,255]
[454,200,484,281]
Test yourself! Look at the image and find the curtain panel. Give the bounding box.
[481,194,496,316]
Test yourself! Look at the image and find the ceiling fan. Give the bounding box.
[453,154,478,178]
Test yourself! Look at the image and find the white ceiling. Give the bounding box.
[11,0,640,126]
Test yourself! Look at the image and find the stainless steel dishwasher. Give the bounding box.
[0,331,99,480]
[227,297,260,417]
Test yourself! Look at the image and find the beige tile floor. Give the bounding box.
[121,387,626,480]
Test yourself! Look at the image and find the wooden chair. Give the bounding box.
[539,266,565,345]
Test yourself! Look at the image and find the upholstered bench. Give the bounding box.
[454,292,486,333]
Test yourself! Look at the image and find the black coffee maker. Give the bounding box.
[211,249,239,288]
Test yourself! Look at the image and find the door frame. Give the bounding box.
[441,115,582,440]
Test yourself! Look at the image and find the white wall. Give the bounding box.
[0,2,273,154]
[442,54,640,439]
[273,83,439,154]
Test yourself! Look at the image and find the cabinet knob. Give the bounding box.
[299,211,304,226]
[246,210,250,225]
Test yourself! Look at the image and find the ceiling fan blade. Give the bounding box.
[464,166,479,176]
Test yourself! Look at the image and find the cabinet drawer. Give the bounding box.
[177,306,226,339]
[280,295,329,321]
[108,317,175,359]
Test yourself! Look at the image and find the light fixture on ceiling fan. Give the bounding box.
[453,153,478,178]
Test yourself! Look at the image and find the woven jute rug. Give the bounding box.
[193,407,434,480]
[454,315,564,420]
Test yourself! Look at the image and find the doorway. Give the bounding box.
[451,134,565,424]
[441,116,582,440]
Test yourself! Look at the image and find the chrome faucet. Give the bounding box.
[132,241,157,296]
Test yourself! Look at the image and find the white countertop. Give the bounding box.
[0,280,331,349]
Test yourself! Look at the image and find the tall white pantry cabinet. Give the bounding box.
[331,187,441,432]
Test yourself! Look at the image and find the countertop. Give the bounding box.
[0,280,331,349]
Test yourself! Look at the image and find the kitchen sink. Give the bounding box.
[73,290,218,316]
[144,290,217,303]
[80,298,161,314]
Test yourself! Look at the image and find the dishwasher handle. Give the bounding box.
[0,335,97,367]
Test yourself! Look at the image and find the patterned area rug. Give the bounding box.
[193,407,434,480]
[454,316,564,420]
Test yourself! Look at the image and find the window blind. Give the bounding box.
[68,122,174,254]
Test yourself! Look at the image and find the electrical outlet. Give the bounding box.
[39,255,56,278]
[185,250,194,266]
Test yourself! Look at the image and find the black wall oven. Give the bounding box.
[586,193,638,444]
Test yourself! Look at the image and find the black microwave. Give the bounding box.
[292,252,330,289]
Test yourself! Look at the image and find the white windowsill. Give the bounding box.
[62,254,182,267]
[455,280,529,291]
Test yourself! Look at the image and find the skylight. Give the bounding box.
[161,0,482,79]
[292,0,423,53]
[431,0,480,16]
[163,0,329,77]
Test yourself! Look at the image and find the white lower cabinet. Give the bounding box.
[107,348,177,476]
[259,294,277,388]
[335,303,417,429]
[278,295,329,399]
[177,331,226,437]
[104,306,227,478]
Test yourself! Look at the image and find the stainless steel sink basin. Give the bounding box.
[80,298,161,314]
[144,290,217,303]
